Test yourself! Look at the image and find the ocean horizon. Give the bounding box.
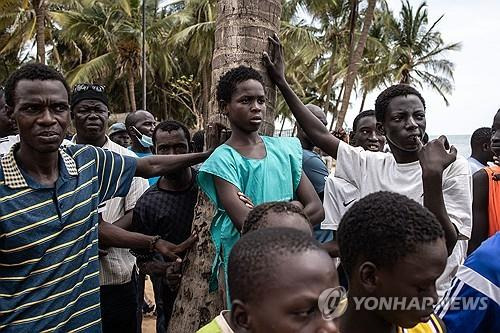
[429,134,471,158]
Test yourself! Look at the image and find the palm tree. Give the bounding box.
[168,0,217,125]
[168,1,283,331]
[357,4,393,112]
[386,0,461,105]
[53,0,176,112]
[0,0,51,65]
[336,0,377,130]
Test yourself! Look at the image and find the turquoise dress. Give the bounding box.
[198,136,303,292]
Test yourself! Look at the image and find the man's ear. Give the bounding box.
[376,122,385,136]
[483,142,490,152]
[231,299,251,331]
[358,262,379,294]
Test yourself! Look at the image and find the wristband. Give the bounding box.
[149,235,162,252]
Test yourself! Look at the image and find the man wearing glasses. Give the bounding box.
[0,64,209,332]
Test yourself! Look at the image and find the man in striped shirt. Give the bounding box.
[0,64,210,332]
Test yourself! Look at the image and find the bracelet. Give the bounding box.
[149,235,162,252]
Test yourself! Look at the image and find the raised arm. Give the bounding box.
[135,150,210,179]
[263,34,341,159]
[295,171,324,225]
[468,170,489,254]
[418,136,459,255]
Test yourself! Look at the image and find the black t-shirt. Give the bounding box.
[131,169,198,246]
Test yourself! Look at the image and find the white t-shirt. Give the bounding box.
[334,141,472,296]
[467,156,485,175]
[322,175,359,230]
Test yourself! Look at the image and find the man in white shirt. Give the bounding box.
[70,84,149,333]
[323,110,385,232]
[265,36,472,297]
[467,127,493,174]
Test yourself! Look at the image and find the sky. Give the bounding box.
[343,0,500,135]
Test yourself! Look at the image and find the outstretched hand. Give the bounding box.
[417,135,457,175]
[153,232,198,261]
[263,33,286,86]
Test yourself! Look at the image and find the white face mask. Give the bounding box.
[131,126,154,148]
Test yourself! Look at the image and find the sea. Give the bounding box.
[429,134,470,158]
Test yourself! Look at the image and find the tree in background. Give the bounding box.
[386,0,461,105]
[167,0,283,331]
[336,0,376,129]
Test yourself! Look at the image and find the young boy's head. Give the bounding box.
[351,109,386,152]
[491,109,500,157]
[337,191,447,328]
[374,84,426,154]
[242,201,313,235]
[228,228,340,333]
[216,66,266,133]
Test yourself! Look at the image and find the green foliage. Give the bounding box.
[0,0,460,126]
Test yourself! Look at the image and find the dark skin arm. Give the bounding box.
[296,171,324,225]
[264,34,341,159]
[112,210,133,229]
[418,136,459,255]
[214,171,324,230]
[98,221,196,260]
[135,151,211,179]
[468,169,489,254]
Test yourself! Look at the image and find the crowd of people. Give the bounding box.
[0,34,498,333]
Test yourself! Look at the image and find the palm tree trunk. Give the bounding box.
[208,0,282,135]
[336,0,377,130]
[323,45,337,116]
[32,0,47,64]
[123,82,130,113]
[168,1,283,331]
[202,64,210,127]
[329,83,344,131]
[161,89,168,120]
[128,73,136,112]
[359,89,367,113]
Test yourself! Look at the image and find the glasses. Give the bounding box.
[72,83,106,94]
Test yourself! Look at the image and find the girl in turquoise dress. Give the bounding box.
[198,66,323,299]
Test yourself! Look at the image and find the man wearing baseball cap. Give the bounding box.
[109,122,131,148]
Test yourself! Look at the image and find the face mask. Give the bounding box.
[138,133,153,148]
[131,126,154,148]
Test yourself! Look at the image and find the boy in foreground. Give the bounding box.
[198,228,342,333]
[337,191,448,332]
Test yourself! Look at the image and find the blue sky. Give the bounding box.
[345,0,500,135]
